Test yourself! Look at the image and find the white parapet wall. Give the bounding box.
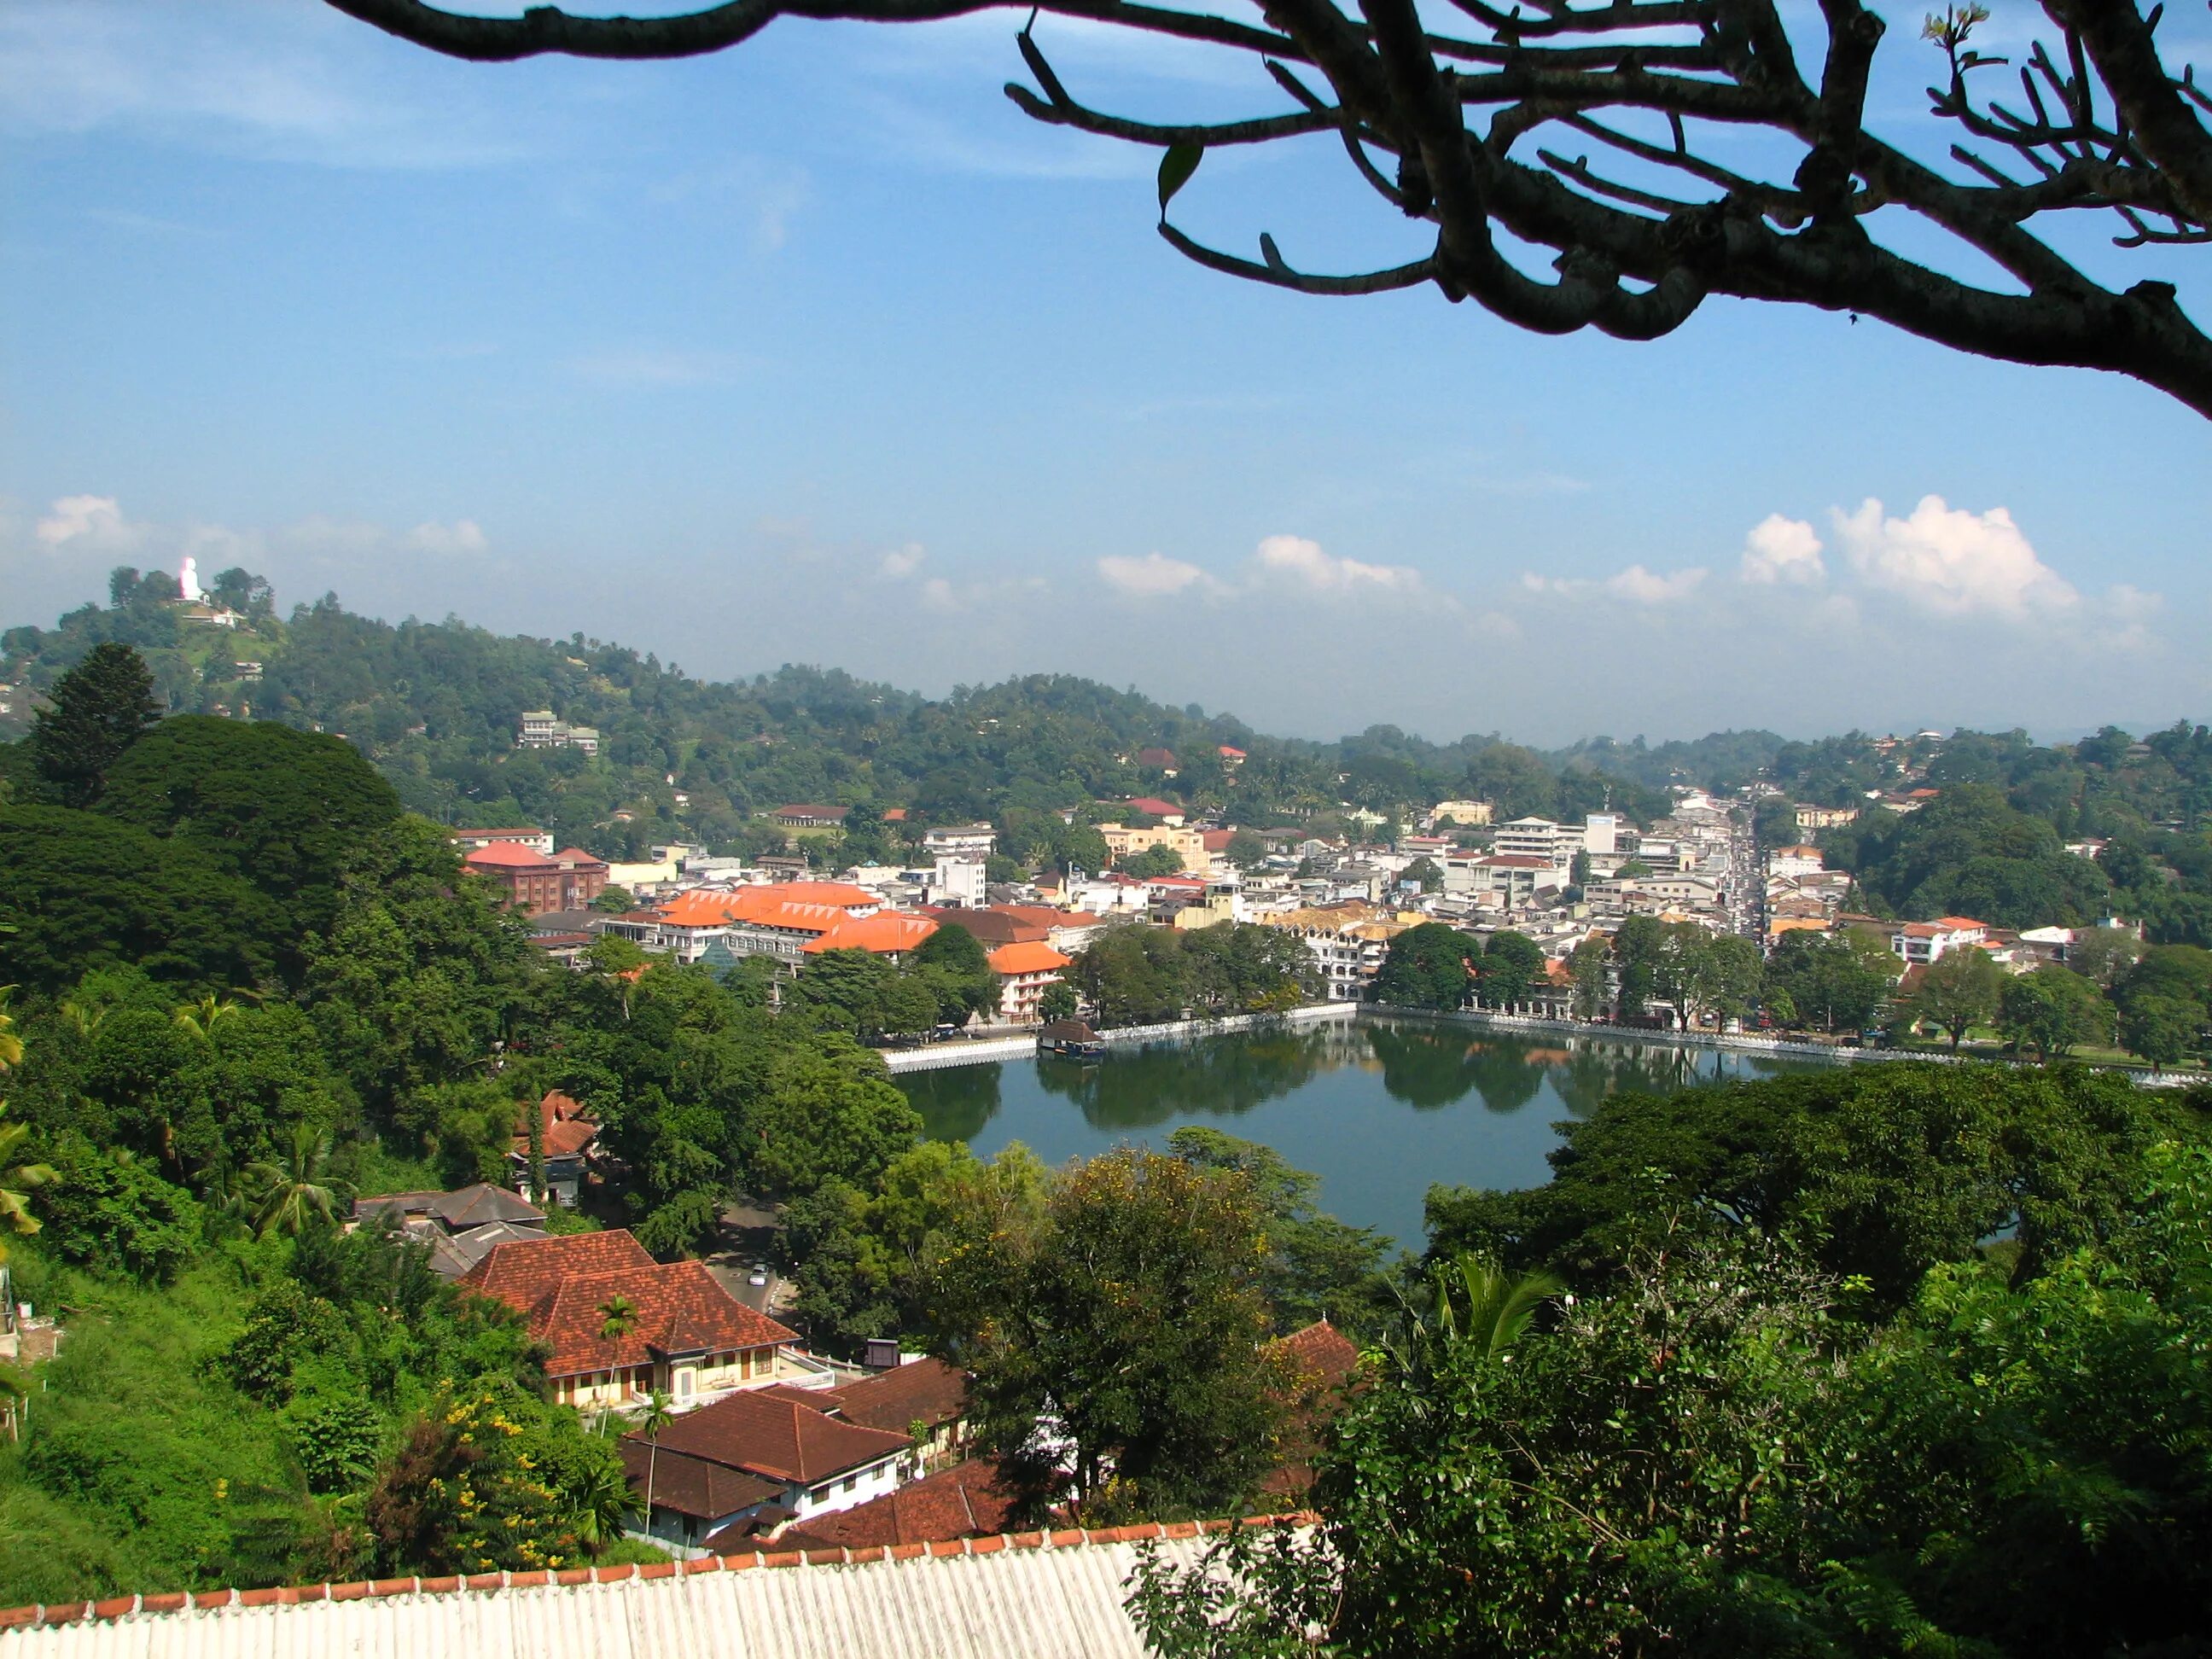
[878,1002,1355,1074]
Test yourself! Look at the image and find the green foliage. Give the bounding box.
[1369,923,1473,1011]
[1998,963,2113,1062]
[1908,945,2004,1047]
[1066,921,1313,1027]
[98,716,402,960]
[927,1144,1284,1518]
[30,1133,203,1282]
[1475,930,1542,1010]
[360,1382,600,1575]
[1826,783,2114,928]
[1224,829,1268,870]
[26,642,160,808]
[911,924,1000,1023]
[1166,1127,1391,1335]
[1426,1061,2174,1307]
[1137,1143,2212,1656]
[1120,842,1186,879]
[742,1040,921,1202]
[300,818,536,1114]
[1760,928,1895,1033]
[0,806,278,996]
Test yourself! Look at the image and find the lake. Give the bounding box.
[897,1017,1836,1249]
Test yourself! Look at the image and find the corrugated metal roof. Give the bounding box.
[0,1528,1237,1659]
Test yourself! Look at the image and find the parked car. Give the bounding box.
[748,1264,769,1287]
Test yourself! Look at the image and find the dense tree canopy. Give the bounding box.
[1425,1061,2176,1307]
[100,716,404,952]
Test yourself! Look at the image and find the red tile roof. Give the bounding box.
[1200,830,1237,852]
[515,1090,598,1159]
[460,1230,655,1315]
[803,912,938,956]
[465,841,556,869]
[620,1443,783,1522]
[645,1388,913,1486]
[824,1358,969,1435]
[1126,797,1181,818]
[1272,1319,1360,1389]
[986,940,1072,977]
[1263,1320,1363,1497]
[533,1262,798,1377]
[459,1231,796,1377]
[765,1459,1014,1555]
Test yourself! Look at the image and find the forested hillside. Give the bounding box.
[6,575,2209,890]
[1,574,1681,852]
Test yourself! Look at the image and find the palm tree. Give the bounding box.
[0,1108,55,1266]
[595,1293,639,1430]
[637,1388,675,1538]
[173,991,256,1044]
[242,1124,353,1238]
[1429,1254,1563,1360]
[568,1456,634,1554]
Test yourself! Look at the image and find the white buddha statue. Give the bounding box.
[178,555,203,603]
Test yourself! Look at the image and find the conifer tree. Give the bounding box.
[27,642,161,808]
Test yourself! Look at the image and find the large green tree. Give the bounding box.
[98,716,403,958]
[1999,963,2113,1062]
[928,1144,1286,1517]
[1369,923,1473,1012]
[0,807,278,996]
[1426,1061,2170,1307]
[26,643,161,808]
[1909,946,2005,1049]
[1167,1126,1390,1334]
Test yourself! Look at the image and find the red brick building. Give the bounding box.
[463,841,609,916]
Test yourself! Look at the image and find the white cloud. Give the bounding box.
[1250,534,1423,594]
[1832,494,2078,619]
[1606,563,1708,604]
[35,493,139,550]
[1522,562,1706,604]
[406,518,487,556]
[1739,514,1825,585]
[1097,551,1220,599]
[879,544,927,579]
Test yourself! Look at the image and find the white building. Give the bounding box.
[1581,813,1620,858]
[923,824,997,860]
[1493,817,1573,867]
[1890,916,1989,964]
[930,857,987,908]
[517,711,601,755]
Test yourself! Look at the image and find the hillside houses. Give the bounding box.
[460,1231,810,1413]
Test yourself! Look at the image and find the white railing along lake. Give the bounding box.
[879,1001,1355,1073]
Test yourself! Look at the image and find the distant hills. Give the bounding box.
[3,573,2203,870]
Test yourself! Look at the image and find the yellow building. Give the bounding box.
[1099,822,1210,873]
[1429,799,1495,828]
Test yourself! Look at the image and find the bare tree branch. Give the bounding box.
[322,0,2212,420]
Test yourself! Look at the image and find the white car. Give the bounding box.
[748,1265,769,1287]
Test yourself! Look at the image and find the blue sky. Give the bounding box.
[3,0,2209,746]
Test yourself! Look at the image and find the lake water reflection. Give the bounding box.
[897,1017,1834,1249]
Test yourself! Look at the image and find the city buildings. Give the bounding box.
[463,841,610,916]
